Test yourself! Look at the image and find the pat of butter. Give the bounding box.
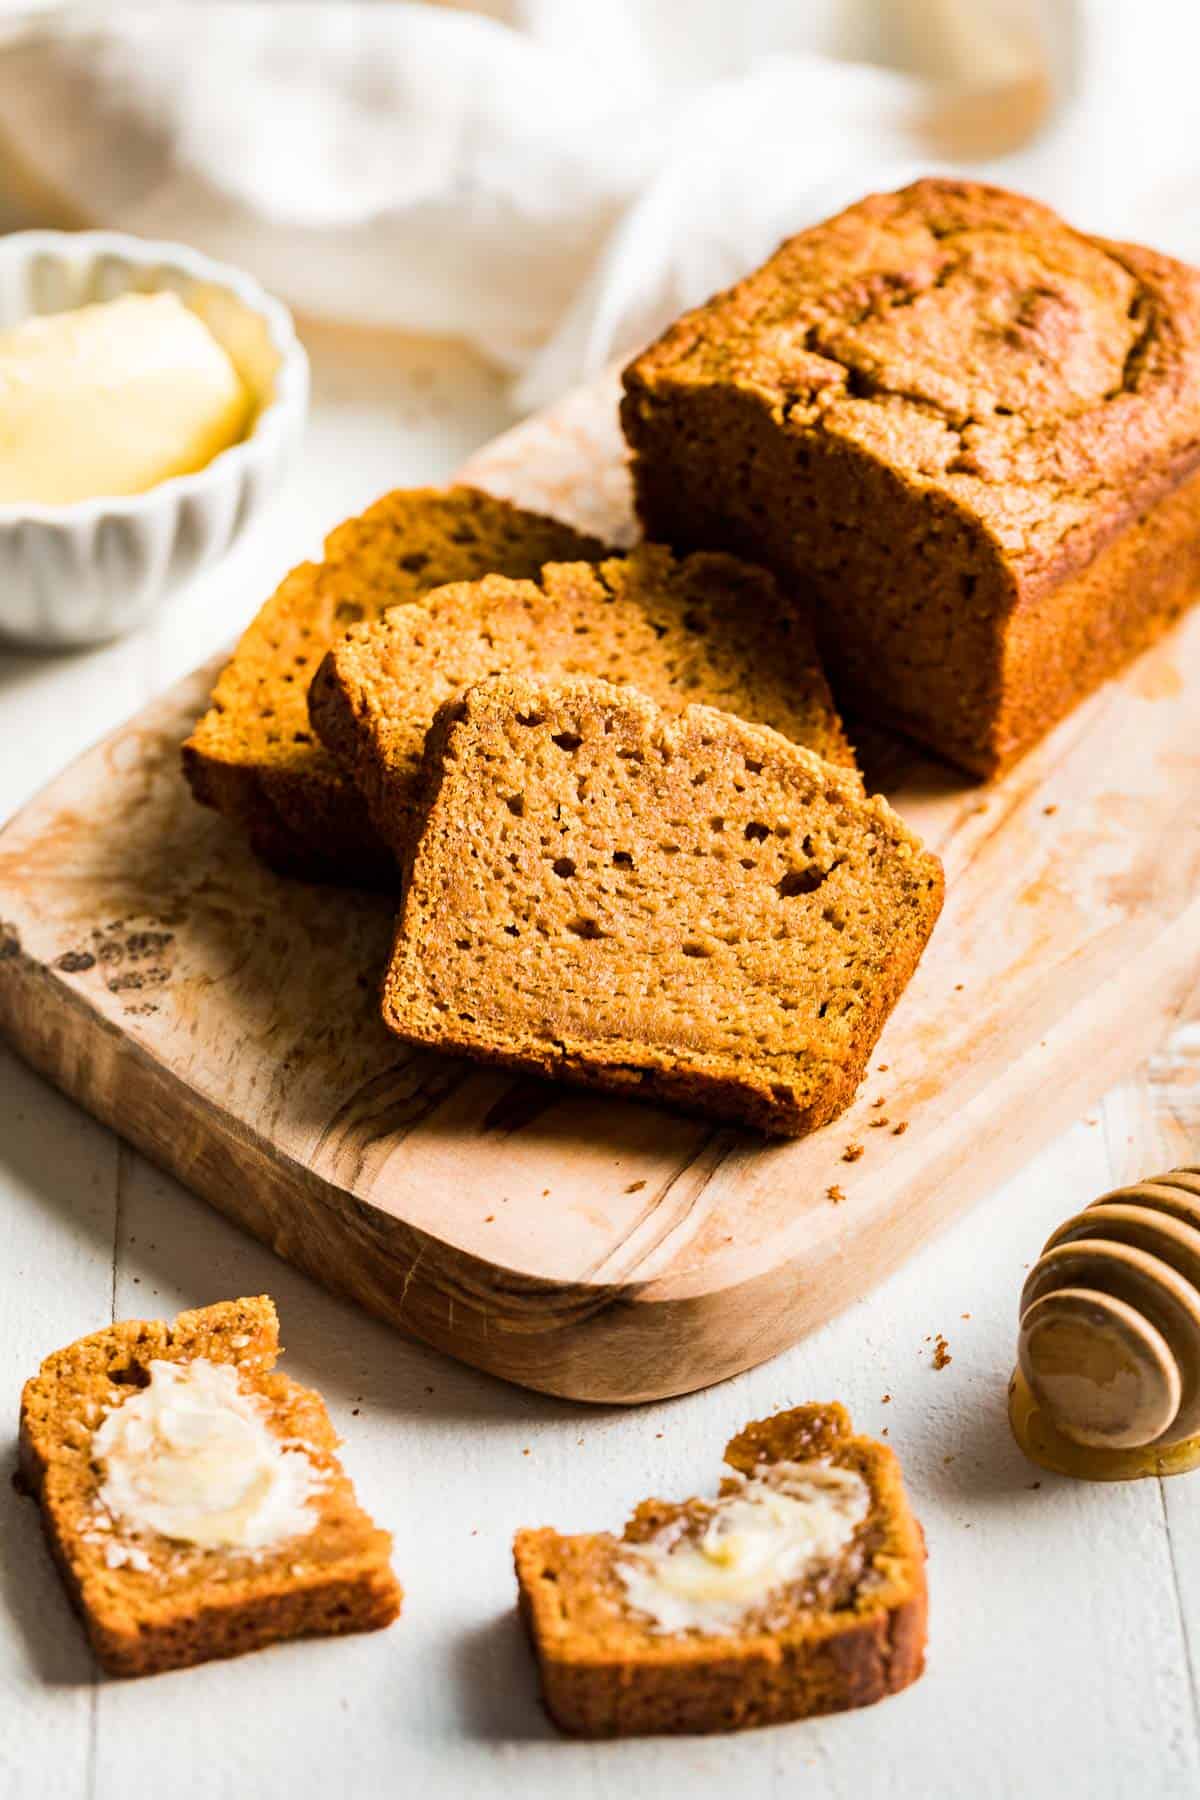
[0,292,251,505]
[92,1356,321,1552]
[615,1459,869,1635]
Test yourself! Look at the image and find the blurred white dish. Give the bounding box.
[0,230,307,648]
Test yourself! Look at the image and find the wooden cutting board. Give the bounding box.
[2,371,1199,1403]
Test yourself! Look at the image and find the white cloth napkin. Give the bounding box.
[1,0,1198,408]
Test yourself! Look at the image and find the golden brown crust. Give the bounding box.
[308,545,854,865]
[182,486,606,881]
[514,1403,927,1736]
[384,674,942,1138]
[19,1297,401,1677]
[622,177,1200,775]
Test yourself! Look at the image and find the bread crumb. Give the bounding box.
[892,1120,909,1136]
[877,1064,889,1072]
[1043,804,1057,815]
[826,1184,847,1204]
[932,1334,952,1370]
[871,1097,886,1109]
[961,1311,971,1320]
[869,1117,890,1129]
[484,1214,495,1222]
[842,1143,865,1163]
[625,1180,646,1194]
[881,1393,891,1404]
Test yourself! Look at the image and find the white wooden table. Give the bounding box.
[2,323,1198,1800]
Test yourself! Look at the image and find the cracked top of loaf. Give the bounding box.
[626,179,1200,571]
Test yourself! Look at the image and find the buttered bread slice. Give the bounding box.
[384,674,942,1137]
[18,1297,400,1676]
[308,546,854,865]
[514,1403,927,1736]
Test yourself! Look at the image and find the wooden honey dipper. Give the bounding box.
[1009,1166,1200,1480]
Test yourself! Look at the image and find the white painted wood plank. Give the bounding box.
[1137,995,1200,1759]
[0,1046,118,1800]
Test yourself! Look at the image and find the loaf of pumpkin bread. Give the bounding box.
[622,177,1200,776]
[384,674,942,1137]
[183,486,604,881]
[515,1402,927,1736]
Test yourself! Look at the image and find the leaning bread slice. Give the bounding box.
[183,485,606,882]
[18,1296,400,1677]
[384,675,942,1137]
[514,1403,927,1737]
[309,546,855,863]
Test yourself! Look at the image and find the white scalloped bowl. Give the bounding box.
[0,230,308,648]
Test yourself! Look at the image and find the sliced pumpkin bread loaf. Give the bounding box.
[18,1296,400,1676]
[182,486,605,882]
[309,546,854,864]
[514,1402,927,1736]
[384,674,943,1137]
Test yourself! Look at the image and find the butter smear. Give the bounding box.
[92,1357,321,1552]
[616,1459,869,1635]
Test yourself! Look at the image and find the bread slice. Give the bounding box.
[514,1403,927,1736]
[182,486,605,882]
[18,1296,400,1676]
[384,674,943,1136]
[308,546,854,865]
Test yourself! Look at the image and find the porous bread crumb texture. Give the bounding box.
[622,177,1200,776]
[385,674,943,1137]
[309,544,854,864]
[513,1402,927,1737]
[18,1297,401,1677]
[182,485,606,882]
